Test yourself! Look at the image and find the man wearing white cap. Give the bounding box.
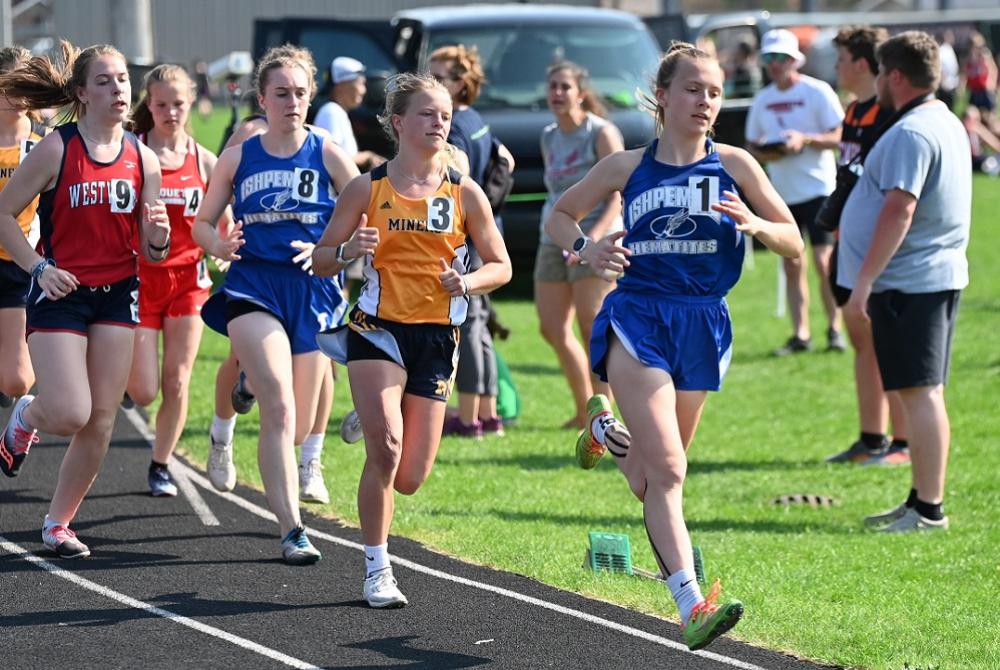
[746,29,845,356]
[314,56,385,170]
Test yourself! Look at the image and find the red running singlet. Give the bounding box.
[138,135,205,268]
[37,123,144,286]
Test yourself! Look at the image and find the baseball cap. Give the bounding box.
[760,29,806,67]
[330,57,365,84]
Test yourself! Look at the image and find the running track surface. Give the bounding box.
[0,406,836,670]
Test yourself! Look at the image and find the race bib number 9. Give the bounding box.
[427,196,455,234]
[688,176,720,221]
[110,179,136,213]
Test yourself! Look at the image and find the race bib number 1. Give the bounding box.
[688,176,720,221]
[427,196,455,234]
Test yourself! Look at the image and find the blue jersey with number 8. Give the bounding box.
[617,140,744,298]
[232,132,335,265]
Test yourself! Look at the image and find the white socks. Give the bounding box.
[299,433,324,466]
[364,543,390,577]
[667,569,703,625]
[210,415,236,445]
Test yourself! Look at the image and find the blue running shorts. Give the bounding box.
[590,290,733,392]
[202,260,345,355]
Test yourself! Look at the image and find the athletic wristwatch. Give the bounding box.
[572,235,592,261]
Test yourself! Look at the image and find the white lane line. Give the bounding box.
[122,407,219,526]
[0,536,320,670]
[173,459,771,670]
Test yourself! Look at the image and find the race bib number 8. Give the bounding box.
[110,179,136,213]
[427,196,455,234]
[688,176,720,221]
[293,168,319,204]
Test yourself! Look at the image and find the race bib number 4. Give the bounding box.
[184,187,203,217]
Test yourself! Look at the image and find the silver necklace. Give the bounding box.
[392,162,436,184]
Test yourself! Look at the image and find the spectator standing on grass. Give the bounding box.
[429,44,514,439]
[824,26,910,467]
[312,73,511,608]
[746,29,845,356]
[536,61,624,429]
[839,31,971,532]
[0,42,170,559]
[545,43,803,651]
[962,33,998,134]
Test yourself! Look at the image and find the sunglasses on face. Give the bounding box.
[761,53,793,65]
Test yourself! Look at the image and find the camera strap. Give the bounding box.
[852,93,936,168]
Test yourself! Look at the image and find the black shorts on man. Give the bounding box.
[869,289,960,390]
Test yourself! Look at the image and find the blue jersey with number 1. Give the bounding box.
[232,131,335,265]
[617,140,744,298]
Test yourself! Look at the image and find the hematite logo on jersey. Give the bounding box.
[650,207,697,239]
[260,189,300,212]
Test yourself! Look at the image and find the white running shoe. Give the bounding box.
[877,506,949,533]
[340,409,363,444]
[363,567,408,608]
[299,458,329,504]
[207,435,236,492]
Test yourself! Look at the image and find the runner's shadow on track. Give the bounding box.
[337,635,489,669]
[434,452,574,470]
[2,592,339,628]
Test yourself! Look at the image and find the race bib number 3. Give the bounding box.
[427,196,455,234]
[688,176,720,221]
[110,179,136,213]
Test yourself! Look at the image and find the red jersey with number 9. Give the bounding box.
[37,123,144,286]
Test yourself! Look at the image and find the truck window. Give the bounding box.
[298,26,397,86]
[425,25,660,110]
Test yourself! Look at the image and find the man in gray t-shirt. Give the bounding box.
[840,32,971,533]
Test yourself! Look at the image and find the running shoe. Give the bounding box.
[231,371,256,414]
[825,438,888,463]
[148,463,178,497]
[877,506,949,533]
[299,458,329,504]
[575,394,632,469]
[42,523,91,559]
[281,526,321,565]
[0,392,12,408]
[0,395,38,477]
[442,415,482,439]
[773,335,811,357]
[207,434,236,492]
[826,328,847,352]
[363,567,408,608]
[861,444,910,466]
[120,392,135,410]
[340,409,363,444]
[480,416,505,437]
[681,580,744,651]
[863,501,910,527]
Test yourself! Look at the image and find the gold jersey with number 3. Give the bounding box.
[357,162,470,325]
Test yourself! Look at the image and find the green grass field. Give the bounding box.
[169,114,1000,668]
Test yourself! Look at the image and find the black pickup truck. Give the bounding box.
[253,4,670,283]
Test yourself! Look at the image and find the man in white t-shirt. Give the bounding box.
[746,29,845,356]
[313,56,385,171]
